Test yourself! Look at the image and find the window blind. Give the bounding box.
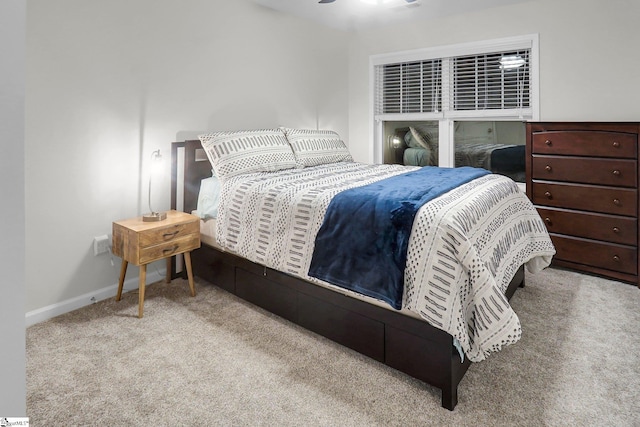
[375,48,531,117]
[452,49,530,112]
[375,59,442,114]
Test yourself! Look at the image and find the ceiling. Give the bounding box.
[251,0,533,31]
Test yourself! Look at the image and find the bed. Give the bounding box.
[170,128,554,410]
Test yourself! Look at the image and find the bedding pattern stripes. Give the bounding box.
[215,162,554,362]
[219,162,408,274]
[403,175,554,360]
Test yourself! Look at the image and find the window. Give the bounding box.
[370,35,539,168]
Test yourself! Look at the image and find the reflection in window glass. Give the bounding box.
[454,121,525,182]
[385,120,526,183]
[384,121,440,167]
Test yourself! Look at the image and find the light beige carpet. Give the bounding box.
[27,267,640,426]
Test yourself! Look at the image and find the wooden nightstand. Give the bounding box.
[112,210,201,318]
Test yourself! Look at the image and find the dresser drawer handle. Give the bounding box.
[544,217,552,225]
[163,231,180,239]
[613,255,620,262]
[613,227,620,233]
[612,170,621,176]
[545,139,552,146]
[613,141,620,148]
[613,199,621,206]
[162,245,179,255]
[544,191,552,199]
[545,165,552,172]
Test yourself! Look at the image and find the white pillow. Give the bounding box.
[199,129,297,179]
[195,175,221,219]
[282,128,353,167]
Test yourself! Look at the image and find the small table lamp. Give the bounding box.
[143,149,167,222]
[389,135,402,164]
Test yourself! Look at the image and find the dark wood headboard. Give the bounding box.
[171,139,212,214]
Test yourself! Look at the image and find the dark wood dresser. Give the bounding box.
[526,122,640,286]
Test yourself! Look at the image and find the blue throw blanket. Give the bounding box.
[308,166,490,310]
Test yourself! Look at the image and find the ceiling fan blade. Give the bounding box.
[405,0,418,3]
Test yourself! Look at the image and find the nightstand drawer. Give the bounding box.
[537,207,637,246]
[532,131,637,158]
[139,221,199,247]
[532,155,637,187]
[532,181,637,216]
[139,235,200,264]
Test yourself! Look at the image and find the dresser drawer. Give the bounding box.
[139,234,201,264]
[537,207,637,246]
[532,131,637,158]
[139,221,199,247]
[532,155,637,187]
[532,181,637,216]
[551,234,637,275]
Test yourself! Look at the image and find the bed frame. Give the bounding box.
[171,139,525,410]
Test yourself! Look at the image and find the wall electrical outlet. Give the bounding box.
[93,235,110,256]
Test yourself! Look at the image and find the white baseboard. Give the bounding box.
[25,269,166,327]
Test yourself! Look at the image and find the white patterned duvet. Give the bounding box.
[214,162,555,362]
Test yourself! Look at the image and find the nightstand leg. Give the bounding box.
[138,264,146,318]
[165,257,172,283]
[116,260,128,301]
[184,251,196,297]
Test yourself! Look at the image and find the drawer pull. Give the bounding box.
[613,227,620,233]
[545,139,552,146]
[613,141,620,148]
[163,231,180,239]
[162,245,179,255]
[545,165,552,172]
[544,191,552,199]
[612,170,621,176]
[613,255,620,262]
[613,199,621,206]
[544,217,552,225]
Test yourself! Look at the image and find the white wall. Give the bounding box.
[347,0,640,162]
[0,0,27,416]
[26,0,350,313]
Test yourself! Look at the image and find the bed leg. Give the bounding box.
[519,276,526,288]
[441,385,458,411]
